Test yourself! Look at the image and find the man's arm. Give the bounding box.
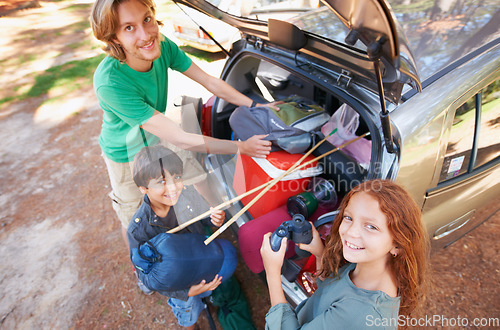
[140,110,271,157]
[182,62,255,107]
[182,62,282,109]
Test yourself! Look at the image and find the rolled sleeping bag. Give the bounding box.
[132,233,237,292]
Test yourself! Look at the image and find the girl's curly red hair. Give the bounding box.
[320,179,430,317]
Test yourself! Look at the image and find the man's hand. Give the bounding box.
[188,275,222,297]
[210,207,225,227]
[255,101,284,111]
[238,134,271,158]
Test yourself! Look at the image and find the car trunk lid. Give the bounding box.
[171,0,422,104]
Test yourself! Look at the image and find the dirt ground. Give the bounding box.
[0,1,499,329]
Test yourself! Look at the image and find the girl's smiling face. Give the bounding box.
[339,192,398,267]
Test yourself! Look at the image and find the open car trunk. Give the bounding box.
[202,48,392,305]
[180,0,414,306]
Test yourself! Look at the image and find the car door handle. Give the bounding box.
[433,210,475,240]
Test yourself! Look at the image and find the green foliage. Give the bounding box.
[66,39,91,50]
[0,96,15,105]
[67,20,91,33]
[62,3,92,13]
[23,54,105,99]
[180,46,226,63]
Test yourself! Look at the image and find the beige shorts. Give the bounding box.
[102,154,143,228]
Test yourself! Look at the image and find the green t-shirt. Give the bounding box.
[94,36,193,163]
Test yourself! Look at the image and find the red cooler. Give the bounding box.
[233,151,322,219]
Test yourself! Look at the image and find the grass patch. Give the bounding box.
[62,3,92,12]
[180,46,226,63]
[17,53,38,65]
[0,96,15,105]
[1,54,105,106]
[68,20,91,33]
[66,39,91,50]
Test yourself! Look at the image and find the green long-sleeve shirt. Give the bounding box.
[265,263,400,329]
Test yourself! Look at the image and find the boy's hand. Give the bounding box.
[210,207,225,227]
[188,275,222,296]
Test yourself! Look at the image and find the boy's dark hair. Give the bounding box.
[133,145,183,188]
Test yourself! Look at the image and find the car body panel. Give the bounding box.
[171,5,240,53]
[177,0,500,306]
[392,42,500,249]
[171,7,240,53]
[393,43,500,202]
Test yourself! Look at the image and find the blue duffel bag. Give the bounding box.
[131,233,237,292]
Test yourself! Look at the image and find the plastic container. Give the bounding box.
[321,103,372,169]
[233,151,322,219]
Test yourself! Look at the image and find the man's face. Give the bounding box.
[114,0,161,71]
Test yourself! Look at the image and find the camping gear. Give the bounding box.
[131,233,237,292]
[321,104,372,168]
[229,95,329,153]
[233,151,322,219]
[211,276,256,330]
[205,132,370,245]
[311,133,367,196]
[237,205,331,274]
[287,177,338,218]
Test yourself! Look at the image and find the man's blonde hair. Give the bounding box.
[90,0,163,61]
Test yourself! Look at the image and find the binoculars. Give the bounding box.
[270,214,313,252]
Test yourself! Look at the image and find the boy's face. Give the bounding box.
[114,0,161,72]
[145,171,183,207]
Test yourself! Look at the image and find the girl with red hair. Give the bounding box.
[261,179,429,329]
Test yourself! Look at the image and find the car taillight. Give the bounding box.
[173,25,182,33]
[201,96,215,136]
[297,255,318,295]
[198,29,212,39]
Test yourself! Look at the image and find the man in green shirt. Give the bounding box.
[91,0,273,247]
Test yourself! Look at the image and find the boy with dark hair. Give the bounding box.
[127,145,226,329]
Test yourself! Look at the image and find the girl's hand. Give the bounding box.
[210,207,225,227]
[297,224,324,258]
[188,275,222,296]
[239,135,271,158]
[260,232,287,277]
